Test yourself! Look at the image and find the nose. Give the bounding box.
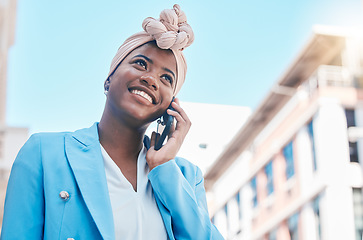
[140,75,159,91]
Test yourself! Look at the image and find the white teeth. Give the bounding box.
[131,90,153,103]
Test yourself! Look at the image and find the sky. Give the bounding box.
[5,0,363,134]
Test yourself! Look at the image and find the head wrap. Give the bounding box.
[107,4,194,95]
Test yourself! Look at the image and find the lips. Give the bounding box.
[131,89,153,104]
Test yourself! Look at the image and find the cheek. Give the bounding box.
[161,85,174,101]
[161,95,174,112]
[108,82,124,101]
[109,71,134,94]
[111,67,137,84]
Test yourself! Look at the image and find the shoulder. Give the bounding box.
[19,123,99,156]
[14,131,71,166]
[18,131,68,154]
[24,131,71,150]
[30,131,70,141]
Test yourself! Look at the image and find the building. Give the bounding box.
[205,26,363,240]
[147,102,251,174]
[0,0,29,227]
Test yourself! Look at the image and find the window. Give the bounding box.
[236,192,242,221]
[224,204,228,224]
[346,109,356,127]
[227,193,242,237]
[307,120,317,170]
[312,196,321,240]
[265,161,274,195]
[251,176,258,208]
[349,142,359,163]
[345,109,359,163]
[283,141,295,179]
[199,143,208,149]
[353,188,363,240]
[288,213,299,240]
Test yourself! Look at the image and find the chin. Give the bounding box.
[109,99,165,126]
[127,108,161,126]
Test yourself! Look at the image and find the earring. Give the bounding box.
[104,78,110,96]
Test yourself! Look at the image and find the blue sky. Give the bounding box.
[6,0,363,134]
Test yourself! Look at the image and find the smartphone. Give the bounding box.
[154,97,175,150]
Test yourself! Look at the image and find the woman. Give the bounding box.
[1,4,223,240]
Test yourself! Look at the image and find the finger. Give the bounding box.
[174,97,181,105]
[168,120,176,139]
[167,109,185,125]
[150,131,159,147]
[171,101,191,124]
[167,108,191,131]
[166,109,191,140]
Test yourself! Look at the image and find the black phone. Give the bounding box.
[154,97,175,150]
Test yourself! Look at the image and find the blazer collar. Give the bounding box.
[71,122,100,147]
[65,122,115,240]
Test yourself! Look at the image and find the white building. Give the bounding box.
[177,102,251,174]
[205,26,363,240]
[147,102,251,174]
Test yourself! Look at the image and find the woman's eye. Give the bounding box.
[161,75,173,85]
[135,59,147,69]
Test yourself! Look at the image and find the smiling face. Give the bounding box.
[105,41,177,127]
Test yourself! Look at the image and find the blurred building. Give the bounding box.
[0,0,28,227]
[177,102,251,174]
[147,102,251,174]
[205,26,363,240]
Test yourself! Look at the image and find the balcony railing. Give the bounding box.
[316,65,353,87]
[303,65,363,96]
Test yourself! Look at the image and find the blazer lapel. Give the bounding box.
[65,123,115,240]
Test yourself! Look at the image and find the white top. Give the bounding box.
[100,144,168,240]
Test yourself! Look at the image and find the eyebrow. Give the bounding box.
[133,54,153,64]
[132,54,176,80]
[163,67,176,80]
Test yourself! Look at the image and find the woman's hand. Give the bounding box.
[146,98,191,170]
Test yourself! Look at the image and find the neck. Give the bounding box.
[98,110,148,160]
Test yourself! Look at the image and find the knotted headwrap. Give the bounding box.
[107,4,194,94]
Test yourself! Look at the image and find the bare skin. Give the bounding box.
[98,42,191,191]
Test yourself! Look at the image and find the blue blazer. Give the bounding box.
[1,123,223,240]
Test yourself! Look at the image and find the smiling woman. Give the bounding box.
[103,42,177,126]
[1,4,224,240]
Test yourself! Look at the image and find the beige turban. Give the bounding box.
[107,4,194,95]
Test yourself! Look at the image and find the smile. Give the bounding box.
[131,89,153,104]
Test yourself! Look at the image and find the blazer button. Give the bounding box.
[59,191,70,201]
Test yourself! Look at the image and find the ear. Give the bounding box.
[104,78,110,91]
